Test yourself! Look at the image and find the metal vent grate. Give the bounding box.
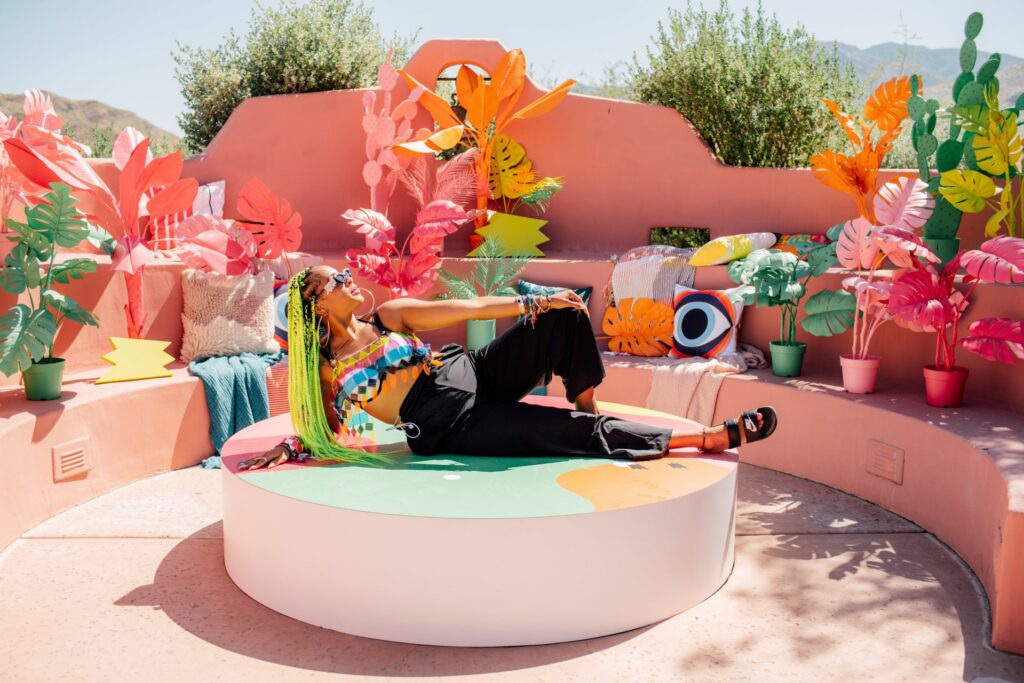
[52,437,91,483]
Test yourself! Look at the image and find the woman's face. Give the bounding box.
[307,266,365,318]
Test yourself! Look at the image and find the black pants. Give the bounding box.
[397,309,672,460]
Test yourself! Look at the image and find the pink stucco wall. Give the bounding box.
[179,38,989,255]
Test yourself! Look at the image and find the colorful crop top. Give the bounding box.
[329,314,441,441]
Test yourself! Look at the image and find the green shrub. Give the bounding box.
[630,1,860,168]
[649,227,710,249]
[173,0,415,153]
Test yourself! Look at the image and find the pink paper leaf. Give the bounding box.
[871,226,939,268]
[961,236,1024,284]
[887,268,960,332]
[873,176,934,230]
[836,217,879,269]
[372,117,397,148]
[112,236,157,274]
[22,89,62,131]
[959,318,1024,363]
[112,127,150,171]
[343,208,395,249]
[413,200,468,237]
[378,61,399,91]
[178,230,253,276]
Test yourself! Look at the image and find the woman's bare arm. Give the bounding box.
[376,297,524,333]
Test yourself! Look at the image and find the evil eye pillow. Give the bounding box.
[671,285,746,359]
[518,279,593,305]
[688,232,777,267]
[273,280,290,351]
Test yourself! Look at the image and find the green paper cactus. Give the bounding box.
[909,11,1001,243]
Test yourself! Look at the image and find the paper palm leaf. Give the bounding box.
[973,117,1022,176]
[939,170,997,213]
[961,236,1024,284]
[602,298,673,357]
[864,76,911,132]
[873,176,934,230]
[489,134,534,199]
[836,217,879,269]
[823,99,861,148]
[801,289,857,337]
[236,177,303,258]
[959,318,1024,363]
[810,150,860,196]
[0,305,56,376]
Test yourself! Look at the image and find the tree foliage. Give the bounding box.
[629,1,861,167]
[173,0,415,152]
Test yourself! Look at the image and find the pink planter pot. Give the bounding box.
[922,365,969,408]
[840,354,881,394]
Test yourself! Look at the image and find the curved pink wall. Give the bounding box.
[179,38,990,255]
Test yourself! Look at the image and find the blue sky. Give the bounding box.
[2,0,1022,136]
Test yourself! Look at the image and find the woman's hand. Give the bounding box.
[545,290,589,316]
[238,445,290,470]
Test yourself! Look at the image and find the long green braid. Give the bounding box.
[287,269,394,466]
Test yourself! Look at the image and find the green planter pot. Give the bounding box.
[769,341,806,378]
[923,237,961,266]
[22,358,66,401]
[466,319,497,351]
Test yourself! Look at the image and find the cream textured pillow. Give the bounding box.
[180,269,280,361]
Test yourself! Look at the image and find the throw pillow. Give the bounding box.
[273,281,290,351]
[688,232,777,267]
[671,285,746,358]
[602,297,674,357]
[181,268,280,362]
[774,233,833,258]
[518,279,593,304]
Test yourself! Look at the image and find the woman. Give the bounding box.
[238,265,777,470]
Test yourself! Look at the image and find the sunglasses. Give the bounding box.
[321,268,353,295]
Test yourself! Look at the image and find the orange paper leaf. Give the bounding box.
[602,298,673,357]
[864,76,911,132]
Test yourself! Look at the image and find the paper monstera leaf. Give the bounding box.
[489,134,535,199]
[602,298,673,357]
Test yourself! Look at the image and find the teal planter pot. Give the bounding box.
[22,358,65,400]
[769,342,806,378]
[466,319,497,351]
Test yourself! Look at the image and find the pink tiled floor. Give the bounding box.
[2,464,1023,682]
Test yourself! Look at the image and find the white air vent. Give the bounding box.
[52,437,91,483]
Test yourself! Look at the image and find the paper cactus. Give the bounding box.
[907,11,1013,248]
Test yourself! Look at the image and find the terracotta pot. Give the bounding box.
[922,365,969,408]
[840,354,881,394]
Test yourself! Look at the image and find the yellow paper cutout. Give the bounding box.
[470,212,550,257]
[96,337,174,384]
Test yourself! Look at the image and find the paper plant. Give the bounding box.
[396,48,575,243]
[4,125,197,338]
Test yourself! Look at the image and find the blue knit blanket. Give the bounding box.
[188,352,284,466]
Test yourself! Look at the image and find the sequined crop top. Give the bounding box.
[329,313,440,440]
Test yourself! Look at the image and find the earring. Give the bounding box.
[317,315,330,348]
[356,289,377,318]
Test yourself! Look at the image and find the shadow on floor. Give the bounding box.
[114,523,654,676]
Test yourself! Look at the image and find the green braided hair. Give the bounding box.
[287,269,394,466]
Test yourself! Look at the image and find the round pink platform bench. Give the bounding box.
[220,396,738,646]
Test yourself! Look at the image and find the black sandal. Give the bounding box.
[723,406,778,449]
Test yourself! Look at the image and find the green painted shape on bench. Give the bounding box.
[240,453,604,518]
[237,411,604,518]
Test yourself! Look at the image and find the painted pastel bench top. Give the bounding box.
[220,396,737,520]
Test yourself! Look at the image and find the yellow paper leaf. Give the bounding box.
[398,71,462,129]
[96,337,174,384]
[488,134,535,199]
[393,125,465,157]
[973,118,1022,176]
[505,79,576,125]
[938,169,997,214]
[985,208,1009,237]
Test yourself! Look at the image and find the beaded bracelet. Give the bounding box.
[280,435,311,462]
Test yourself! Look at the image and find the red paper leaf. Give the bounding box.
[961,236,1024,284]
[343,208,395,250]
[959,318,1024,363]
[413,200,468,237]
[236,177,303,258]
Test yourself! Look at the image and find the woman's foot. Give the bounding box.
[700,407,776,453]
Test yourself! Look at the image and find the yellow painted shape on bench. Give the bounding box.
[96,337,174,384]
